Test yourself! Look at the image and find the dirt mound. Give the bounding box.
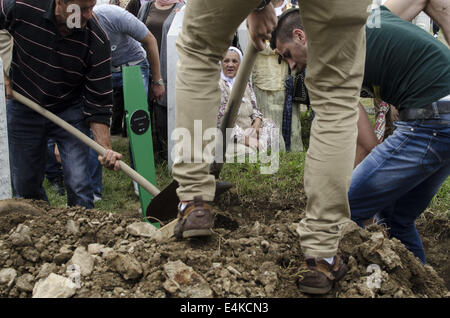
[0,198,448,298]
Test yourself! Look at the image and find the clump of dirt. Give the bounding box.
[0,197,448,298]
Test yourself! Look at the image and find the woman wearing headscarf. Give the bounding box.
[218,47,284,157]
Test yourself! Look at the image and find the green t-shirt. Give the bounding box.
[363,6,450,109]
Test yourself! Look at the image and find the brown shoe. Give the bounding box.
[174,196,214,239]
[297,255,348,295]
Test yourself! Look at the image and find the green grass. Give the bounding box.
[44,126,449,217]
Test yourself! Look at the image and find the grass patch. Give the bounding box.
[43,132,448,217]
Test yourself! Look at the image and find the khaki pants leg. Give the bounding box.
[172,0,261,201]
[297,0,370,258]
[0,30,13,75]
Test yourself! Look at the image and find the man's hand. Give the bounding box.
[246,3,277,51]
[151,83,165,101]
[3,70,12,100]
[90,122,123,171]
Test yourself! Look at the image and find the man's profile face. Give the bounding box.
[275,29,308,72]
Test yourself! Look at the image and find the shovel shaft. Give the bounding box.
[211,43,259,176]
[12,90,161,197]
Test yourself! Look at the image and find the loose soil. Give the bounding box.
[0,191,448,298]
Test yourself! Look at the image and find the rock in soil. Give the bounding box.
[0,198,448,298]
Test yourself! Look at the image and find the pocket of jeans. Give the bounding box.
[387,126,413,155]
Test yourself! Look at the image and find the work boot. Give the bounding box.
[297,255,348,295]
[174,196,214,239]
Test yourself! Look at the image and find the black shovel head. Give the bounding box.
[145,180,233,223]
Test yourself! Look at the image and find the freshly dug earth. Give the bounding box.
[0,195,448,298]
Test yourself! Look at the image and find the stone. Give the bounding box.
[163,260,212,298]
[68,246,95,277]
[0,268,17,288]
[37,263,58,280]
[21,246,40,263]
[66,220,79,235]
[32,273,77,298]
[87,243,105,255]
[53,246,74,265]
[16,274,34,292]
[104,252,143,280]
[10,224,33,247]
[126,222,158,238]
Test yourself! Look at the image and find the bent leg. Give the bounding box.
[172,0,261,201]
[297,0,370,258]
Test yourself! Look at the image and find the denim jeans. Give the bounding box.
[45,138,64,182]
[349,113,450,263]
[7,99,94,209]
[89,130,102,199]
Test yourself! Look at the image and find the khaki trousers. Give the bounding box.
[298,0,370,257]
[0,30,13,75]
[173,0,369,258]
[173,0,262,202]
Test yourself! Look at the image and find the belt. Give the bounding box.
[398,99,450,121]
[111,59,145,73]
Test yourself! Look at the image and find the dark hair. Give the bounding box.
[270,8,304,50]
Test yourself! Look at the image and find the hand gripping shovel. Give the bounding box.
[145,43,259,223]
[11,90,162,215]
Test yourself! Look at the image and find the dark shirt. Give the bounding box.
[0,0,113,125]
[363,6,450,109]
[145,2,174,53]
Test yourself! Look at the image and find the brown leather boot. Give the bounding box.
[174,196,214,239]
[297,255,348,295]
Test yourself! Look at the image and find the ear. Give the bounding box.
[292,28,306,45]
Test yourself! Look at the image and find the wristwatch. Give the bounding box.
[152,78,164,86]
[254,0,271,11]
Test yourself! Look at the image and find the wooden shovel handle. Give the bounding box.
[12,90,161,197]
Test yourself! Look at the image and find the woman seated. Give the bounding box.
[217,47,284,159]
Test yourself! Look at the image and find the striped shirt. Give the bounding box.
[0,0,113,125]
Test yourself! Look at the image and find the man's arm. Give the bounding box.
[141,31,165,100]
[1,0,15,100]
[90,122,122,171]
[384,0,450,44]
[355,102,378,167]
[246,2,277,51]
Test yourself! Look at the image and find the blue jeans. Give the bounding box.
[349,113,450,263]
[45,138,64,182]
[89,130,102,198]
[111,59,149,93]
[7,99,94,209]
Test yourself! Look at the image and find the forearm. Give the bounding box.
[90,122,112,150]
[142,32,162,81]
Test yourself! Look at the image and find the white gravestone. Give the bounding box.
[0,57,12,199]
[166,13,248,170]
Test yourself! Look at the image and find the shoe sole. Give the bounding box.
[297,284,332,295]
[182,228,213,238]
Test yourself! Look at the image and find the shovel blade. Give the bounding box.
[145,180,233,223]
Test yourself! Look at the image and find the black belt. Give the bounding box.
[398,99,450,121]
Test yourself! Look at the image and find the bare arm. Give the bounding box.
[384,0,450,44]
[355,102,378,168]
[246,3,278,51]
[90,122,123,171]
[141,32,165,100]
